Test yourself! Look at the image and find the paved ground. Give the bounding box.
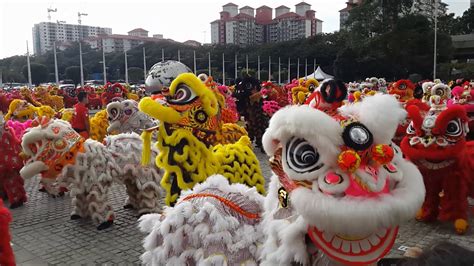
[8,149,474,265]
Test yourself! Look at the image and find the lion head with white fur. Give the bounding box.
[262,94,425,265]
[20,117,83,181]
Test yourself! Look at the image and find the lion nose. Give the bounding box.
[421,136,435,147]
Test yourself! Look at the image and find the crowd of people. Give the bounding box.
[0,60,473,265]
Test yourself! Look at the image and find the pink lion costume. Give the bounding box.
[138,94,425,265]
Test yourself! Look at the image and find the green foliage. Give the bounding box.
[65,66,88,85]
[22,63,48,85]
[127,67,144,83]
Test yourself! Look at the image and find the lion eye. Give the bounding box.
[285,138,322,173]
[445,119,462,137]
[169,84,197,104]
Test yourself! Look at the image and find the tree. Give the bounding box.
[127,67,144,83]
[458,7,474,34]
[65,66,88,85]
[22,63,49,85]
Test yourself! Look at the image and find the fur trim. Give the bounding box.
[290,158,425,236]
[260,175,309,265]
[339,94,406,144]
[262,105,342,181]
[139,175,264,265]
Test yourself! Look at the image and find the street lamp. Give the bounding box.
[54,20,66,85]
[78,12,88,87]
[124,50,129,84]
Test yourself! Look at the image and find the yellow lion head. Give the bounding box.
[139,73,219,132]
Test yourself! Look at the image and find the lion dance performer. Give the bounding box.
[401,92,474,234]
[0,113,27,209]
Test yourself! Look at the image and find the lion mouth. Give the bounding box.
[419,159,455,170]
[308,226,398,265]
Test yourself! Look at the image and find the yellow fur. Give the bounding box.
[139,73,265,205]
[89,110,109,141]
[5,99,37,121]
[34,86,64,111]
[126,93,139,101]
[141,130,153,166]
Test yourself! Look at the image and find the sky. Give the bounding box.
[0,0,471,59]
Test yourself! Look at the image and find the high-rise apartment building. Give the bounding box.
[339,0,362,30]
[211,2,322,46]
[32,22,112,55]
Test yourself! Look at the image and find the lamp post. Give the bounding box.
[235,54,238,81]
[193,50,197,74]
[54,20,65,85]
[268,56,271,81]
[124,49,129,84]
[288,57,291,83]
[143,47,147,82]
[278,57,281,84]
[257,56,260,80]
[26,41,32,88]
[297,58,300,79]
[222,53,225,85]
[208,52,212,76]
[102,39,107,84]
[78,12,87,87]
[305,58,308,79]
[246,55,249,74]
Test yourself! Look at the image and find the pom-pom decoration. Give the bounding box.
[371,144,394,165]
[337,149,361,173]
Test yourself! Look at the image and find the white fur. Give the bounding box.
[138,175,265,265]
[339,94,407,144]
[262,105,342,181]
[260,175,309,265]
[290,158,425,236]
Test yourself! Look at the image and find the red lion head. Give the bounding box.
[389,79,415,102]
[401,104,469,166]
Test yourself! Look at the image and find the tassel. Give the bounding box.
[141,130,153,166]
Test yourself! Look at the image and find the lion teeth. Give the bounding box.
[376,228,387,238]
[341,240,351,253]
[332,237,342,249]
[368,234,380,246]
[419,159,454,170]
[360,239,371,251]
[351,242,361,254]
[323,231,334,242]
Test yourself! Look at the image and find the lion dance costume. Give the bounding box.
[139,73,265,206]
[0,113,27,209]
[0,199,15,265]
[138,93,425,265]
[20,117,163,230]
[401,93,474,234]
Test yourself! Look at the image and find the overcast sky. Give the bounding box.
[0,0,471,59]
